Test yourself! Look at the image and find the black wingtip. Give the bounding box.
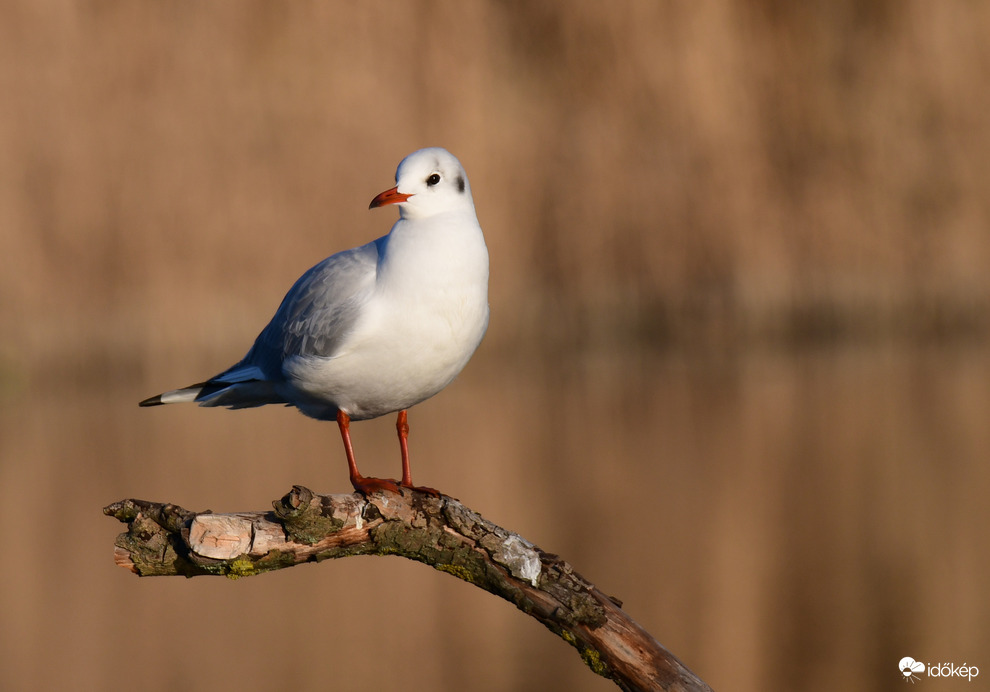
[138,395,163,407]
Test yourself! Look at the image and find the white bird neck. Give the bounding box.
[376,210,489,291]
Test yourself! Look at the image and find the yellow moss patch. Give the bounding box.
[436,563,476,584]
[580,646,608,676]
[561,630,609,677]
[225,557,258,580]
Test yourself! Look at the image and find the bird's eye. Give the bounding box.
[426,173,441,187]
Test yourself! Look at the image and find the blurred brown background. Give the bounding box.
[1,2,988,691]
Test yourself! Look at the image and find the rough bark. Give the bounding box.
[104,486,712,692]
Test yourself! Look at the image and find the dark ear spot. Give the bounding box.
[456,175,465,193]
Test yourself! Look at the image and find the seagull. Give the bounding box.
[140,147,490,496]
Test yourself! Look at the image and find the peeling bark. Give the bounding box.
[104,486,712,692]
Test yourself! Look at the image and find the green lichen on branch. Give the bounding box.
[560,629,612,678]
[272,485,346,544]
[225,556,258,579]
[539,556,608,628]
[104,498,212,578]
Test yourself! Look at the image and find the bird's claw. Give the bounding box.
[401,483,442,498]
[351,476,404,496]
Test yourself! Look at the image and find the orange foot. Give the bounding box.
[351,476,403,496]
[401,483,442,498]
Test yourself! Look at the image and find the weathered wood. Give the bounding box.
[104,486,713,692]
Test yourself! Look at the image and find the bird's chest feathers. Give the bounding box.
[377,278,486,352]
[374,229,488,346]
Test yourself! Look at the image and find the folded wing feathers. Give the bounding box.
[138,243,379,412]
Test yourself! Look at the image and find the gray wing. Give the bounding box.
[146,238,383,412]
[216,238,383,384]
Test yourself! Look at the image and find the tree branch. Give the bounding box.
[104,486,712,692]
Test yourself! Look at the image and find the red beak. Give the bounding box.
[369,186,413,209]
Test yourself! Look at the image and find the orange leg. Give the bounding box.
[396,410,441,497]
[337,410,401,495]
[397,409,412,486]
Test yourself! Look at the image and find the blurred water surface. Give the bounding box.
[0,338,986,692]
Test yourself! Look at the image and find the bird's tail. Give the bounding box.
[139,373,285,410]
[139,382,213,407]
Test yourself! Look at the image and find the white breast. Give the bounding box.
[281,209,490,420]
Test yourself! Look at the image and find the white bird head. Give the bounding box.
[369,147,475,220]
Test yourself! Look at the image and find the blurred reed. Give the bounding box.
[1,1,987,386]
